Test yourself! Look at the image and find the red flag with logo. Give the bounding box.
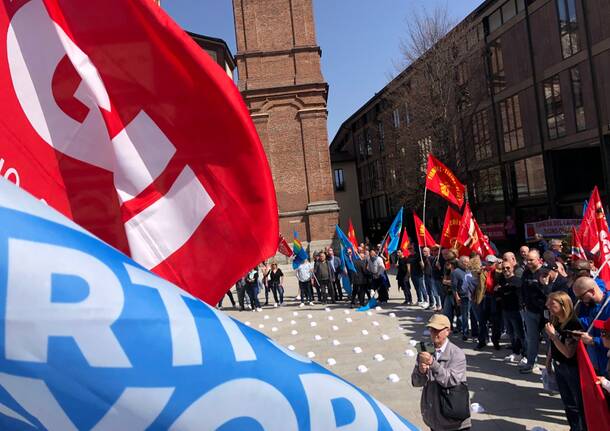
[440,206,461,249]
[399,228,411,255]
[577,341,610,430]
[380,235,391,270]
[347,218,359,249]
[579,187,610,285]
[278,235,294,258]
[0,0,278,305]
[413,212,437,248]
[456,203,492,257]
[425,154,466,208]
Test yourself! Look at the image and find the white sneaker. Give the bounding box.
[299,303,305,308]
[273,303,278,308]
[256,307,262,312]
[309,301,315,305]
[504,354,521,363]
[296,296,301,301]
[518,357,528,367]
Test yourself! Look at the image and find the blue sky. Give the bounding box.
[163,0,483,141]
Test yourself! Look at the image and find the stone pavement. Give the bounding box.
[222,277,569,431]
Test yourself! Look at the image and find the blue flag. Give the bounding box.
[335,225,360,260]
[292,230,309,270]
[0,180,416,430]
[386,208,404,253]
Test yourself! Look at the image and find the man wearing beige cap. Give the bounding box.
[412,314,471,430]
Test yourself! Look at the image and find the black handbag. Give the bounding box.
[438,382,471,421]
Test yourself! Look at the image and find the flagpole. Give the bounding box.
[420,187,428,303]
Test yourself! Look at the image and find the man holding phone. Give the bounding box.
[412,314,471,430]
[572,276,610,374]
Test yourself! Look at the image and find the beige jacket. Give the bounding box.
[411,341,471,430]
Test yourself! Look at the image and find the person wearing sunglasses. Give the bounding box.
[572,276,610,375]
[593,317,610,398]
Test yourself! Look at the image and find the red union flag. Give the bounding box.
[347,218,359,249]
[440,206,461,249]
[579,187,610,285]
[0,0,278,304]
[456,203,493,257]
[425,154,465,208]
[413,212,437,247]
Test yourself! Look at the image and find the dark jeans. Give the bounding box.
[351,283,367,306]
[477,295,502,346]
[413,274,428,303]
[442,294,458,331]
[268,281,283,304]
[504,310,525,355]
[318,279,331,303]
[218,290,236,308]
[298,280,313,303]
[245,283,260,309]
[554,360,587,431]
[523,309,542,366]
[460,296,479,338]
[397,275,412,303]
[334,275,343,301]
[374,277,389,303]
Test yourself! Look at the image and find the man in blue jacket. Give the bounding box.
[572,276,610,374]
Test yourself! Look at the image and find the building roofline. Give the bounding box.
[186,31,236,70]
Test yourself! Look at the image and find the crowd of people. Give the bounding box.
[220,235,610,430]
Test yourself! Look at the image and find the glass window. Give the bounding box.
[489,9,502,33]
[366,129,373,155]
[499,95,524,152]
[570,67,586,131]
[502,1,517,22]
[476,166,504,203]
[472,110,492,160]
[404,102,411,125]
[557,0,579,59]
[392,108,401,128]
[513,155,547,198]
[543,75,566,140]
[334,169,345,191]
[418,137,432,173]
[489,39,506,94]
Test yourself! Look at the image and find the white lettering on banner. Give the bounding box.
[300,373,379,430]
[124,263,203,366]
[5,239,131,367]
[0,373,78,431]
[0,373,174,431]
[209,307,257,362]
[0,159,20,187]
[7,0,214,268]
[91,387,175,431]
[169,378,298,431]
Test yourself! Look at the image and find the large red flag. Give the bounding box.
[0,0,277,304]
[577,341,610,430]
[413,212,437,247]
[571,226,587,261]
[347,218,359,249]
[440,206,462,249]
[579,187,610,285]
[425,154,466,208]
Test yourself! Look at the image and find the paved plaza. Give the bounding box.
[223,276,570,431]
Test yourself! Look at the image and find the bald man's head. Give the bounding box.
[503,252,517,266]
[572,276,602,304]
[526,250,542,272]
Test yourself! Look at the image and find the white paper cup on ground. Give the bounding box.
[353,346,363,354]
[345,317,353,323]
[374,354,385,362]
[332,339,341,346]
[404,349,415,357]
[310,321,317,327]
[271,326,278,332]
[332,325,339,331]
[381,334,390,341]
[290,320,296,325]
[306,351,316,359]
[314,334,322,341]
[326,358,337,366]
[291,330,298,335]
[293,311,299,317]
[264,315,270,320]
[389,313,396,318]
[470,403,485,414]
[277,317,283,322]
[357,365,368,373]
[287,345,296,351]
[361,329,369,335]
[387,373,400,383]
[372,321,380,327]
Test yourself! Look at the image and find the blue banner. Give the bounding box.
[335,225,360,260]
[0,181,416,430]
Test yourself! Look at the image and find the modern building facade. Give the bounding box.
[330,0,610,243]
[232,0,339,250]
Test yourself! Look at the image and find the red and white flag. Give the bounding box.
[579,187,610,285]
[0,0,278,304]
[278,235,294,258]
[456,203,493,258]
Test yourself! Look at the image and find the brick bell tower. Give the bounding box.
[232,0,339,252]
